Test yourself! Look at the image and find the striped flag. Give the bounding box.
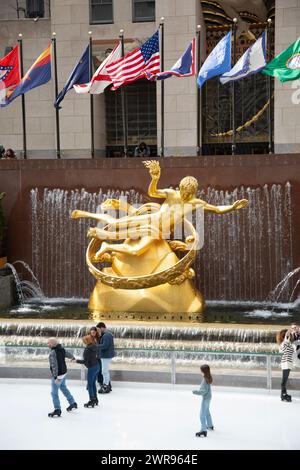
[74,42,122,94]
[106,30,160,90]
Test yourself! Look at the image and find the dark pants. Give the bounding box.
[97,359,103,385]
[87,363,100,400]
[281,368,290,394]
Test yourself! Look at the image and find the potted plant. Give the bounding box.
[0,192,7,267]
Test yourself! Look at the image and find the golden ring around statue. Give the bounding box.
[86,219,198,290]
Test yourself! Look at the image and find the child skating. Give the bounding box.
[193,364,214,437]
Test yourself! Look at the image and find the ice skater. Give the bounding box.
[277,325,299,402]
[97,322,115,394]
[48,338,77,418]
[193,364,214,437]
[76,335,100,408]
[89,326,104,390]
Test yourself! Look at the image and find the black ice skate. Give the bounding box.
[281,393,292,402]
[98,384,110,394]
[195,431,207,437]
[48,409,62,418]
[66,402,78,412]
[92,397,99,406]
[84,400,95,408]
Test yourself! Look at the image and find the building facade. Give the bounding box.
[0,0,299,158]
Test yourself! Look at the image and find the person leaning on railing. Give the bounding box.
[2,148,16,159]
[134,142,150,157]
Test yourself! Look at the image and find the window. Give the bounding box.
[90,0,113,24]
[105,79,157,157]
[133,0,155,22]
[26,0,45,18]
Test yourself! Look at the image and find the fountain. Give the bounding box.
[30,183,294,304]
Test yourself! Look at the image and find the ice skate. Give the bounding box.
[281,392,292,402]
[48,409,61,418]
[84,400,96,408]
[196,431,207,437]
[66,402,78,412]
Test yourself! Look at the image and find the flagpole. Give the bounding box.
[18,33,27,159]
[196,25,202,156]
[119,29,128,158]
[88,31,95,159]
[231,18,237,156]
[160,17,165,157]
[52,32,61,159]
[267,18,273,154]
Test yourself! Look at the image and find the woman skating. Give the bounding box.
[76,335,100,408]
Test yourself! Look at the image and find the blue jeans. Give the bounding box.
[101,358,112,385]
[51,376,75,410]
[200,398,213,432]
[87,363,100,399]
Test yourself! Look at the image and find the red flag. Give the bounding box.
[0,45,21,106]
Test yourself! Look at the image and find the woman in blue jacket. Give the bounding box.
[193,364,214,437]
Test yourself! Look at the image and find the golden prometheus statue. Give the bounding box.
[71,161,248,321]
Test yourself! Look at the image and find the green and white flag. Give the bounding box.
[262,36,300,82]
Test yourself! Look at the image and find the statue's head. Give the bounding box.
[179,176,198,202]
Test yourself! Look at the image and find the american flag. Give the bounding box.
[107,30,160,90]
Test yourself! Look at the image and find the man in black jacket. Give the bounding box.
[48,338,77,417]
[97,322,115,394]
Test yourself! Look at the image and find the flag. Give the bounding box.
[148,37,196,80]
[197,31,231,88]
[262,36,300,82]
[106,30,160,90]
[54,45,90,108]
[220,32,266,84]
[4,44,51,106]
[74,42,122,95]
[0,45,21,106]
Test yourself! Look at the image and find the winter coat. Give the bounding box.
[192,378,212,400]
[76,344,98,368]
[49,344,74,379]
[98,331,115,359]
[280,333,294,370]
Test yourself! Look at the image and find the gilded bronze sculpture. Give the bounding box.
[71,161,248,321]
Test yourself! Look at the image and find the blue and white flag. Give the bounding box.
[148,38,196,80]
[220,32,266,84]
[197,32,231,88]
[54,45,90,109]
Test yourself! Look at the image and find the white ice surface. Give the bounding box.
[0,379,299,450]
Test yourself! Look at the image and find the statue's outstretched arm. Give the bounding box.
[143,161,167,199]
[199,199,248,214]
[71,209,115,223]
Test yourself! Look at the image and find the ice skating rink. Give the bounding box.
[0,379,299,450]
